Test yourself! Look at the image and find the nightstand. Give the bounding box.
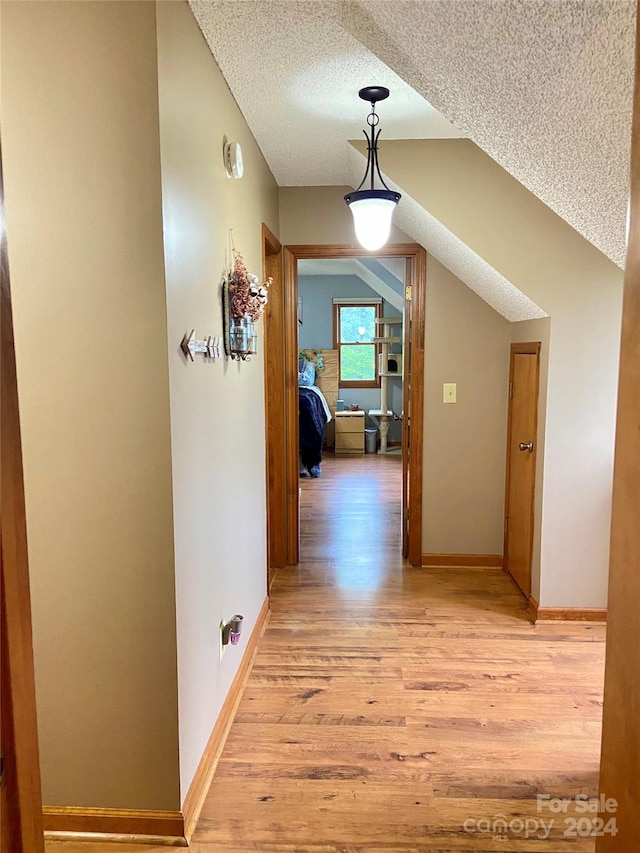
[334,410,365,454]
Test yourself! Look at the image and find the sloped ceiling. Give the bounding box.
[189,0,464,186]
[190,0,634,322]
[338,0,636,267]
[190,0,635,267]
[299,257,404,312]
[341,146,546,322]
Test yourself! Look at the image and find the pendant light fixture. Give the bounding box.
[344,86,401,251]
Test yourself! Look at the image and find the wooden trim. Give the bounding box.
[42,597,270,846]
[283,243,425,567]
[262,222,281,256]
[337,379,380,389]
[43,831,186,847]
[42,808,185,841]
[333,300,382,388]
[1,141,45,853]
[262,224,287,579]
[510,341,541,356]
[422,553,504,568]
[182,596,270,842]
[529,596,607,623]
[598,10,640,844]
[408,248,426,566]
[285,244,422,259]
[502,342,541,597]
[283,248,300,564]
[401,258,411,559]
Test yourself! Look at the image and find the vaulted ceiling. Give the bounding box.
[190,0,635,313]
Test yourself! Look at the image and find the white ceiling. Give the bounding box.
[190,0,636,321]
[339,0,636,267]
[344,147,547,322]
[189,0,464,187]
[190,0,635,271]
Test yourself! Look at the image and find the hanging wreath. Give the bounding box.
[228,250,272,322]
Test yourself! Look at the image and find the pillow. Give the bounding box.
[298,360,315,387]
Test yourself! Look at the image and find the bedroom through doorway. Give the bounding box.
[296,256,405,564]
[264,241,425,574]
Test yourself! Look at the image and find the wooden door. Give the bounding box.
[0,144,45,853]
[503,343,540,597]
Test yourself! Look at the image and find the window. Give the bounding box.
[333,301,381,387]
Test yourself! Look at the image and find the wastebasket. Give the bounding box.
[365,428,378,454]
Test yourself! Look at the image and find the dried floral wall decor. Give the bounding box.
[223,248,272,362]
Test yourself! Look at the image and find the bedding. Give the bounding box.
[298,360,315,386]
[299,385,331,477]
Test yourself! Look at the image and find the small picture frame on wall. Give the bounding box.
[298,296,303,326]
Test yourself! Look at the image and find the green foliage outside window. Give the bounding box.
[340,344,376,381]
[337,305,378,383]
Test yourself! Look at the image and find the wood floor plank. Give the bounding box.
[49,454,605,852]
[189,455,606,851]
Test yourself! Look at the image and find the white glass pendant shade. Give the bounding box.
[344,87,401,251]
[345,190,400,252]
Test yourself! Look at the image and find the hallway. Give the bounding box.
[47,455,606,852]
[191,455,606,851]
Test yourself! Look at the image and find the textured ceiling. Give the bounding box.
[190,0,635,268]
[189,0,463,186]
[338,0,636,267]
[345,147,547,323]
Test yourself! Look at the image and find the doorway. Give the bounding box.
[264,242,425,570]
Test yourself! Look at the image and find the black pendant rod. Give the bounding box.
[353,91,393,193]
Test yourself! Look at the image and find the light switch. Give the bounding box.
[443,383,457,404]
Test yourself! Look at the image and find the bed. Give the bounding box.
[298,350,339,477]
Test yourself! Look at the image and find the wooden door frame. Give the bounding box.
[280,243,425,566]
[503,341,540,598]
[598,6,640,844]
[401,257,413,559]
[261,224,286,585]
[0,145,45,853]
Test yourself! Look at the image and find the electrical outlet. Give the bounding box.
[219,620,226,661]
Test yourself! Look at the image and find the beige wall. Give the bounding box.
[279,190,511,559]
[372,139,623,608]
[155,1,279,801]
[423,259,511,555]
[2,1,179,809]
[511,318,551,603]
[279,186,411,246]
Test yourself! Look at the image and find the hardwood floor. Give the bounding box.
[47,453,606,852]
[193,454,606,852]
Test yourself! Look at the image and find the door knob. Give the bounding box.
[519,442,534,452]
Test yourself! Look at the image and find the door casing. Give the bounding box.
[1,142,45,853]
[262,224,286,586]
[276,243,425,566]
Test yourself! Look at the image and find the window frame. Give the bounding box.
[333,301,382,389]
